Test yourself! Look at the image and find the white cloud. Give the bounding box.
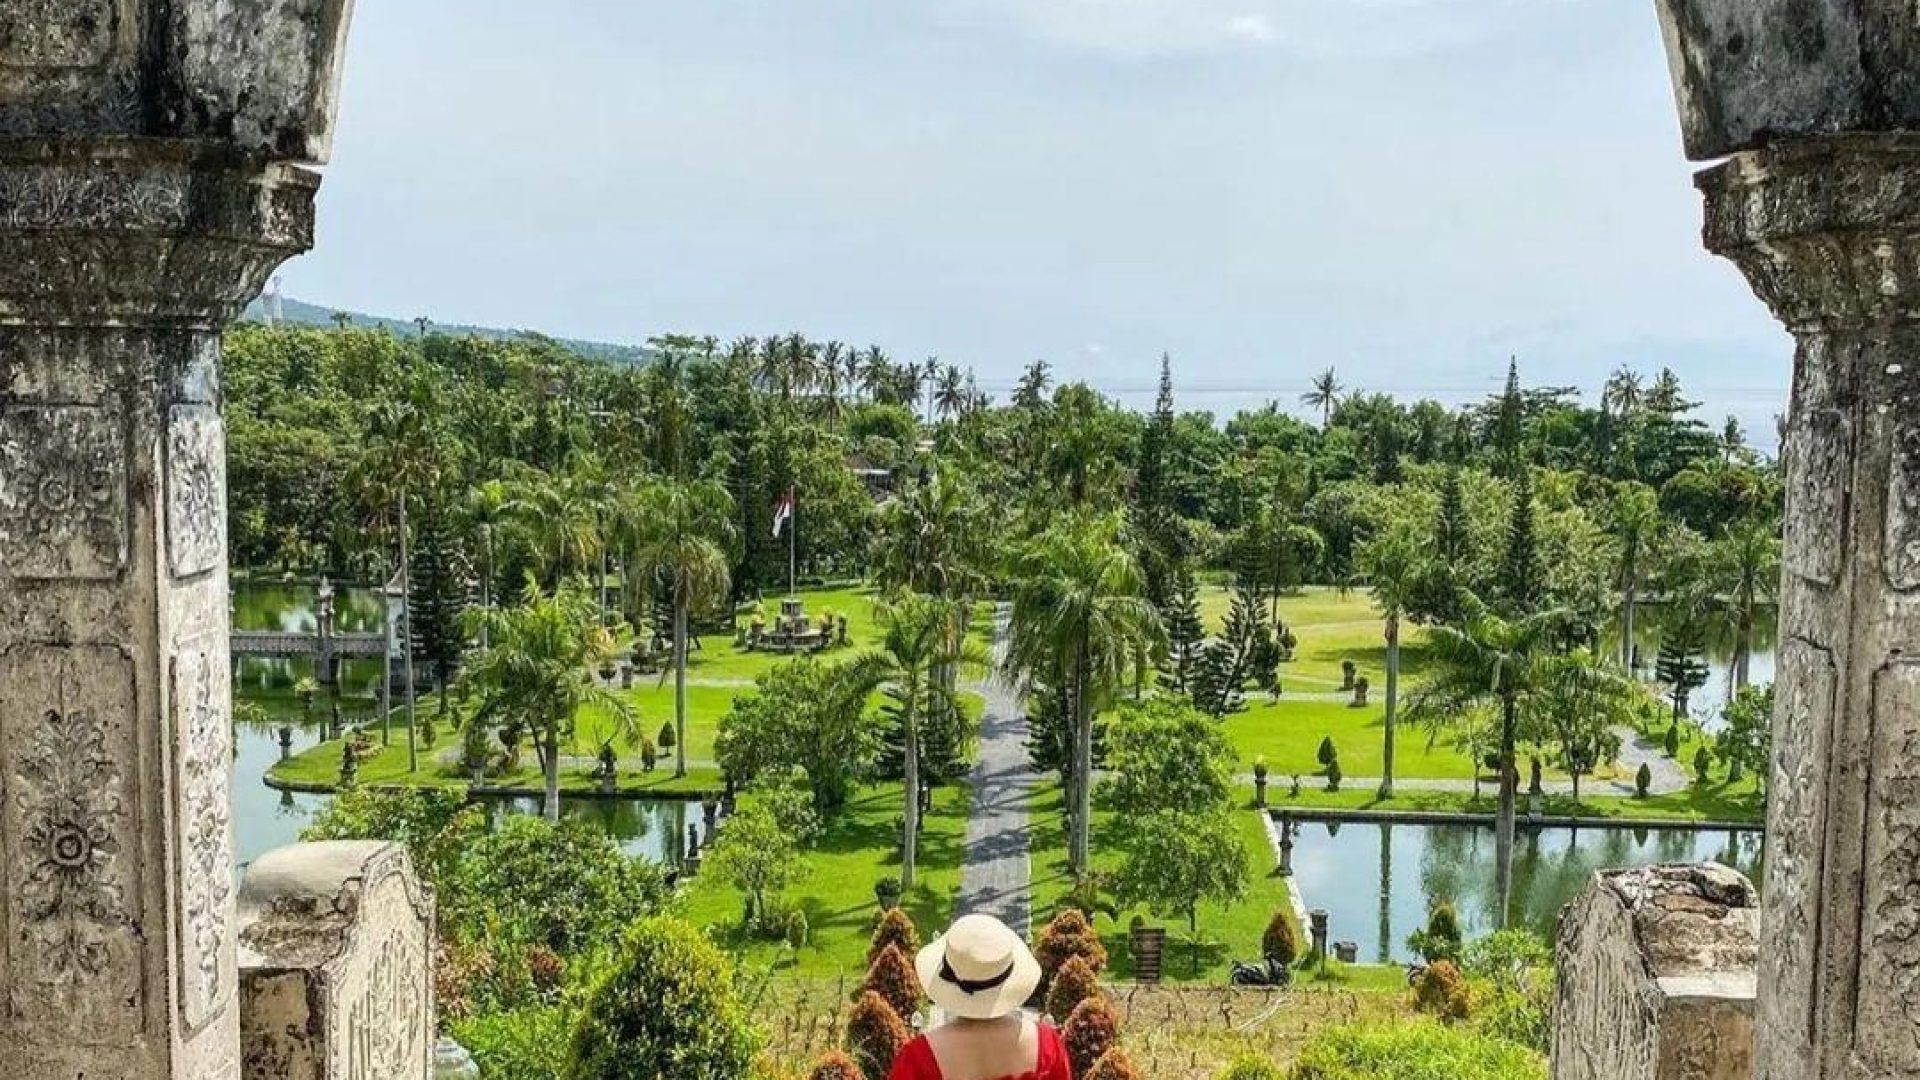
[949,0,1581,59]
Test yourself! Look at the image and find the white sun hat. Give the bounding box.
[915,913,1045,1021]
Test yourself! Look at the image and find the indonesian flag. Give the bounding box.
[772,490,795,538]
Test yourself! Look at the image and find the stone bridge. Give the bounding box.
[230,630,391,660]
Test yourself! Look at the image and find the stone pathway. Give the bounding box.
[956,603,1035,937]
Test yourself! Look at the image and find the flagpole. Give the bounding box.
[788,492,797,600]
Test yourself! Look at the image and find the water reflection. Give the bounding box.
[1288,817,1765,963]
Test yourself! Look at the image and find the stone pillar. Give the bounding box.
[1654,6,1920,1076]
[237,842,435,1080]
[1552,865,1759,1080]
[0,5,353,1077]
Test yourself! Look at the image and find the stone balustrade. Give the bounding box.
[238,842,436,1080]
[1552,864,1758,1080]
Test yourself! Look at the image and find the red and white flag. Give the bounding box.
[772,490,795,538]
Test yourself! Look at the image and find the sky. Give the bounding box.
[288,0,1793,434]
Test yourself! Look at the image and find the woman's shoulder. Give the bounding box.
[889,1034,940,1079]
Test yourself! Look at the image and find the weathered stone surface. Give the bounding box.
[1552,864,1759,1080]
[1655,1,1920,161]
[237,842,435,1080]
[0,6,355,1076]
[0,0,355,162]
[1687,131,1920,1080]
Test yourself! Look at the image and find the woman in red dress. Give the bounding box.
[890,914,1071,1080]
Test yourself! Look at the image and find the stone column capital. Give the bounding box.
[1698,133,1920,330]
[0,139,317,325]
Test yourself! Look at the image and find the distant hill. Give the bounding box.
[239,295,657,367]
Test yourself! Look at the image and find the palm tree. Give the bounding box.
[860,346,892,402]
[1709,518,1781,691]
[1013,360,1053,410]
[1406,603,1564,926]
[1607,483,1661,671]
[934,364,968,420]
[859,594,988,888]
[1302,368,1342,429]
[819,341,847,425]
[507,469,604,587]
[629,478,737,777]
[1355,529,1427,798]
[461,479,516,647]
[352,386,444,771]
[464,585,631,821]
[1004,518,1163,878]
[1603,367,1644,416]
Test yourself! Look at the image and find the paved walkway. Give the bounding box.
[957,603,1035,938]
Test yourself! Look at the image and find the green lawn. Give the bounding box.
[1225,698,1485,782]
[1257,781,1764,825]
[676,782,969,977]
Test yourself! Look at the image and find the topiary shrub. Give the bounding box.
[1262,910,1301,967]
[1035,909,1108,995]
[1664,723,1681,758]
[1214,1055,1286,1080]
[806,1051,865,1080]
[1063,997,1121,1080]
[450,1005,572,1080]
[658,722,677,750]
[1635,762,1653,798]
[867,907,920,966]
[1407,902,1462,964]
[1693,744,1713,784]
[861,943,923,1022]
[640,738,658,773]
[784,909,811,951]
[845,991,911,1080]
[565,916,760,1080]
[1412,959,1472,1021]
[1326,757,1343,793]
[1291,1020,1545,1080]
[1046,954,1102,1025]
[1316,736,1337,767]
[1085,1048,1142,1080]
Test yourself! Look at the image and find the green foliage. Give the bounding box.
[1462,931,1553,1054]
[1098,697,1237,820]
[1316,736,1336,767]
[449,1005,572,1080]
[1407,903,1462,964]
[1288,1020,1545,1080]
[657,721,676,749]
[1191,584,1273,717]
[565,917,761,1080]
[1693,744,1714,784]
[716,657,887,816]
[1111,807,1249,971]
[1262,910,1301,966]
[1718,683,1774,785]
[1326,757,1343,793]
[300,787,484,903]
[450,815,668,955]
[1664,723,1682,759]
[1636,762,1654,797]
[701,799,806,932]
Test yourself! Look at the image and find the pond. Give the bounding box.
[1283,816,1765,963]
[229,580,693,870]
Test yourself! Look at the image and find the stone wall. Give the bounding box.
[238,842,435,1080]
[1552,864,1758,1080]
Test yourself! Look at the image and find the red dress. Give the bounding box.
[887,1023,1071,1080]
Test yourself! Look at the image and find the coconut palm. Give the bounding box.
[1708,518,1781,691]
[934,364,968,420]
[463,584,631,821]
[1406,602,1565,926]
[462,479,516,645]
[1355,528,1428,799]
[1302,368,1342,429]
[859,593,989,888]
[629,478,737,777]
[1004,517,1163,878]
[507,468,604,587]
[1607,483,1661,671]
[351,384,445,770]
[860,346,893,402]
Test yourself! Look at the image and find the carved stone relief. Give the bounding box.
[0,1,119,70]
[1855,660,1920,1070]
[1,644,141,1040]
[1782,352,1850,588]
[167,406,224,578]
[1759,637,1838,1053]
[173,637,235,1033]
[0,405,125,579]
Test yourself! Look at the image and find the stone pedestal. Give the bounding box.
[1654,7,1920,1076]
[1552,864,1759,1080]
[237,843,435,1080]
[0,4,354,1077]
